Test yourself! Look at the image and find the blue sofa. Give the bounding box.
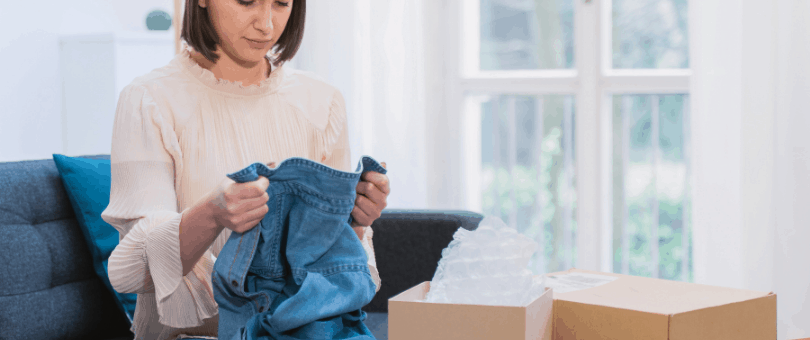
[0,154,483,340]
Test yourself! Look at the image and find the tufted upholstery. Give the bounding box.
[0,154,133,340]
[0,154,484,340]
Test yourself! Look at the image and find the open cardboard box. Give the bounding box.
[547,268,777,340]
[388,281,554,340]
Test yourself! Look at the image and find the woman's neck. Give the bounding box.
[189,48,272,87]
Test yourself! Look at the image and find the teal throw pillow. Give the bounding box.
[52,154,136,325]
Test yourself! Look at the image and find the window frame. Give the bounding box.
[444,0,691,276]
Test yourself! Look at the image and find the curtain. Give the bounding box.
[289,0,430,209]
[690,0,810,338]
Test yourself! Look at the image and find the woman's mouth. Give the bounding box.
[245,38,272,49]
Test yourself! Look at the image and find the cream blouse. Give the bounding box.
[100,43,381,340]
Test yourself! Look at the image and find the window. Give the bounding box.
[450,0,691,281]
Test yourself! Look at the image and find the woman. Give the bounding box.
[100,0,390,339]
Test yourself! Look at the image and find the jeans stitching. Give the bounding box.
[228,231,245,290]
[288,185,354,215]
[241,226,260,298]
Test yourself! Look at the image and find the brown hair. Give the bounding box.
[180,0,306,66]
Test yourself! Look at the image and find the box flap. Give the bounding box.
[525,287,553,340]
[389,281,431,302]
[388,281,545,340]
[545,269,771,315]
[554,300,671,340]
[669,293,776,340]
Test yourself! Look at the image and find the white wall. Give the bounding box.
[773,0,810,336]
[691,0,810,338]
[290,0,432,209]
[0,0,172,162]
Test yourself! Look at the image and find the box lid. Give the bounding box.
[546,268,773,315]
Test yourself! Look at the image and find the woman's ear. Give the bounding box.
[199,0,207,8]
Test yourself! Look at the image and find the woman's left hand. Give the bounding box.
[351,162,389,238]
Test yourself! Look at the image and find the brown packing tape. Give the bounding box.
[669,293,777,340]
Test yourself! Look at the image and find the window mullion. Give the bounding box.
[575,0,604,272]
[493,96,502,219]
[652,95,661,279]
[563,97,575,270]
[602,74,690,94]
[621,96,631,275]
[535,97,546,273]
[681,97,691,282]
[507,96,518,230]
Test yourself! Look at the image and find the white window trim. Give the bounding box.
[443,0,691,275]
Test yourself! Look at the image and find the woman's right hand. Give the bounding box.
[207,162,275,233]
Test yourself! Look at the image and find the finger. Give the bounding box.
[381,162,386,169]
[266,162,276,168]
[361,173,390,195]
[234,182,264,199]
[355,194,381,221]
[351,204,372,227]
[356,182,386,206]
[255,176,270,191]
[244,192,270,210]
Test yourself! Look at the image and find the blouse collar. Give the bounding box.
[176,42,286,97]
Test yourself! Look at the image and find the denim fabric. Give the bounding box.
[213,156,387,340]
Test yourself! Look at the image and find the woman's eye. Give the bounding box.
[237,0,287,6]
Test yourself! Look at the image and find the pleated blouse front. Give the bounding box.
[100,43,381,340]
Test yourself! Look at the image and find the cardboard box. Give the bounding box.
[388,281,554,340]
[546,268,777,340]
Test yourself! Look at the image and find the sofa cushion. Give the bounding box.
[0,155,133,340]
[52,154,137,324]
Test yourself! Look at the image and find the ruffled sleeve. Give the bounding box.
[318,89,350,168]
[320,90,382,294]
[101,84,217,328]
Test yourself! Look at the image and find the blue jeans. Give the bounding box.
[212,156,387,340]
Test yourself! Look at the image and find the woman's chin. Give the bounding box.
[229,46,271,64]
[244,50,271,63]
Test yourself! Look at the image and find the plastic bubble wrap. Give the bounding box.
[425,215,547,306]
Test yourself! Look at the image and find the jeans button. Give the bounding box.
[231,280,238,288]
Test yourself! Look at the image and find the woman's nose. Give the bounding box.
[254,2,274,33]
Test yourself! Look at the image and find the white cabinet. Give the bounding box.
[60,31,174,156]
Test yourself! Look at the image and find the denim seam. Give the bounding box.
[276,158,363,179]
[273,194,283,272]
[240,226,260,299]
[291,264,370,278]
[228,231,245,290]
[287,188,354,216]
[229,157,383,182]
[321,268,372,279]
[287,181,356,206]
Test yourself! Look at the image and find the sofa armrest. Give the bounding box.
[363,209,484,313]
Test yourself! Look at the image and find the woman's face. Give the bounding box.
[201,0,293,64]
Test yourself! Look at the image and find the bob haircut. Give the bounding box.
[181,0,306,66]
